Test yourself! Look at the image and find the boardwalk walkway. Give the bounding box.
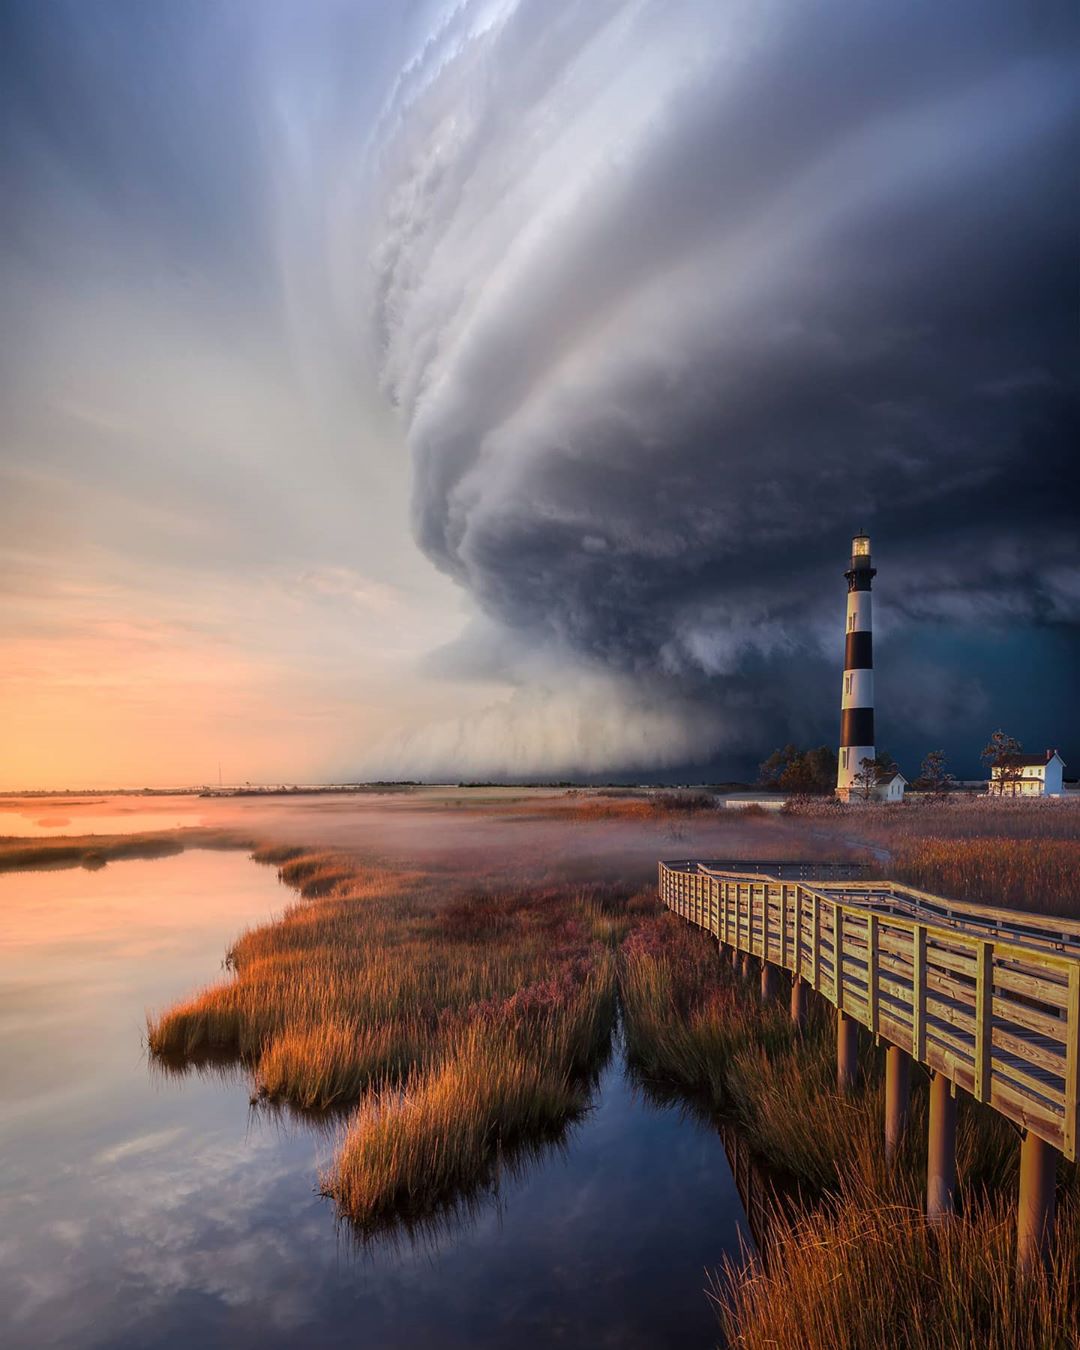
[659,858,1080,1271]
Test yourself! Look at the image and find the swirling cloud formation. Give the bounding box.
[355,0,1078,773]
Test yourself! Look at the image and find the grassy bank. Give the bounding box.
[325,952,616,1227]
[149,845,635,1223]
[0,828,253,873]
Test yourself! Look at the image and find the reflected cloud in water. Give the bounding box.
[1,850,752,1349]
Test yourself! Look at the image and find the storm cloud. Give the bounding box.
[360,0,1079,774]
[1,1,1077,782]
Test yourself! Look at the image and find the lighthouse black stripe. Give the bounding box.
[844,631,873,670]
[840,708,875,747]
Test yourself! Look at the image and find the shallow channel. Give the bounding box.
[0,849,755,1348]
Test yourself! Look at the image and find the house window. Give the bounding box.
[841,749,848,769]
[845,673,853,695]
[848,613,855,632]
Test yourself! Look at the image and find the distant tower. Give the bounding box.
[837,533,876,799]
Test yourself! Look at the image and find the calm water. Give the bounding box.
[0,797,208,838]
[0,850,753,1348]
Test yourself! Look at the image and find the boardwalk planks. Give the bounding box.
[659,859,1080,1161]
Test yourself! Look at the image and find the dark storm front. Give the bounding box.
[0,852,751,1350]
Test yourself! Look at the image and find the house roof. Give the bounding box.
[994,750,1065,769]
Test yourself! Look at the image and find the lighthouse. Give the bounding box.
[836,533,876,799]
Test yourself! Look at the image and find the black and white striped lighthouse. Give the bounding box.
[836,533,876,799]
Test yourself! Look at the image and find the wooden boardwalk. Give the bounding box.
[659,858,1080,1269]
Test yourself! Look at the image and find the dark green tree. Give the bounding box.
[757,744,799,791]
[981,730,1023,796]
[915,749,954,798]
[852,755,880,801]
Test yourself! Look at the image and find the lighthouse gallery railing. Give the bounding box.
[659,860,1080,1161]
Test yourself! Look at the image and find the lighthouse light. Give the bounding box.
[852,535,871,557]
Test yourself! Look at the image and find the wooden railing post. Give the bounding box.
[912,925,927,1064]
[812,893,821,993]
[867,914,879,1037]
[735,885,742,956]
[1065,963,1079,1163]
[974,940,993,1104]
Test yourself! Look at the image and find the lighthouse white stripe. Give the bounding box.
[845,592,872,633]
[837,745,876,792]
[841,669,874,709]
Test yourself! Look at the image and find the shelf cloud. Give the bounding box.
[356,0,1079,772]
[2,1,1077,781]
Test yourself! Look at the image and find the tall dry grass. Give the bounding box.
[623,913,1029,1195]
[325,953,615,1226]
[892,838,1080,918]
[149,846,633,1221]
[715,1180,1080,1350]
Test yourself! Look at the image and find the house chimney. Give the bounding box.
[836,533,876,799]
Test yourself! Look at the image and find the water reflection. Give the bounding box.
[1,850,754,1349]
[0,795,205,838]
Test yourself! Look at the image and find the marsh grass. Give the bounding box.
[0,827,252,872]
[893,837,1080,918]
[149,846,631,1219]
[714,1180,1080,1350]
[324,952,616,1227]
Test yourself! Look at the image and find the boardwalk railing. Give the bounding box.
[658,858,1080,1272]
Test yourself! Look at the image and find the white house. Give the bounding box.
[989,749,1066,798]
[845,761,907,803]
[877,771,907,803]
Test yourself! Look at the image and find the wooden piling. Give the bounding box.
[1017,1130,1057,1277]
[836,1010,858,1093]
[790,975,806,1028]
[927,1070,957,1221]
[760,961,778,1002]
[884,1044,911,1163]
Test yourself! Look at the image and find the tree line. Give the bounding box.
[757,731,1033,798]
